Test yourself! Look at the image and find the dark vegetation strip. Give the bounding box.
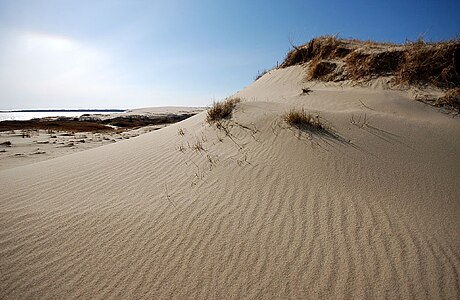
[0,114,197,132]
[281,36,460,88]
[1,109,125,113]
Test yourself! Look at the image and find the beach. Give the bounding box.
[0,39,459,299]
[0,107,203,170]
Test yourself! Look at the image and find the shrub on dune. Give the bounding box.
[206,98,241,124]
[281,36,460,89]
[284,108,324,131]
[436,88,460,110]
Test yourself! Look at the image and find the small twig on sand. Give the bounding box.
[359,100,375,111]
[302,88,312,95]
[165,184,177,209]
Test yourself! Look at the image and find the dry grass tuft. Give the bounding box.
[284,108,324,131]
[206,98,241,123]
[255,69,269,81]
[345,50,404,80]
[396,40,460,88]
[177,127,185,136]
[280,36,460,89]
[176,143,186,153]
[436,88,460,110]
[192,140,205,152]
[307,59,337,80]
[281,35,341,68]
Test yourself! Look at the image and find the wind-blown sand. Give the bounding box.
[1,65,459,299]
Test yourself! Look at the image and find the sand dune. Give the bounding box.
[1,65,459,299]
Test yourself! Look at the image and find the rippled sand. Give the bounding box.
[1,66,459,299]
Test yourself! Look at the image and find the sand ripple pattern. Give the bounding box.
[1,105,459,299]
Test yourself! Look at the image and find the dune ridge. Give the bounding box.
[1,62,459,298]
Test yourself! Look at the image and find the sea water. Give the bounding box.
[0,110,124,122]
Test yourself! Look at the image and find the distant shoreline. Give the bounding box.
[0,107,202,132]
[0,109,126,113]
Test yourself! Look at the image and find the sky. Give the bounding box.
[0,0,459,110]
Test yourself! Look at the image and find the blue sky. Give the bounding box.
[0,0,459,110]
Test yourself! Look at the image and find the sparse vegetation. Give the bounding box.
[177,127,185,136]
[21,130,31,138]
[206,98,241,123]
[255,69,269,81]
[307,58,337,80]
[3,120,113,133]
[176,143,186,153]
[191,140,205,152]
[350,113,370,128]
[396,40,460,88]
[281,35,343,68]
[206,154,217,170]
[0,113,199,133]
[345,50,404,79]
[280,36,460,88]
[284,108,324,131]
[436,88,460,110]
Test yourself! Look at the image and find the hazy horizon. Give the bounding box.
[0,108,127,112]
[0,104,199,112]
[1,0,459,110]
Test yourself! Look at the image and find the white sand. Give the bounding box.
[0,127,157,170]
[0,66,459,299]
[85,106,204,120]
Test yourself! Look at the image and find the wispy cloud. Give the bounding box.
[0,28,254,109]
[0,30,136,108]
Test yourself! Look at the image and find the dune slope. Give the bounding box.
[1,66,459,299]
